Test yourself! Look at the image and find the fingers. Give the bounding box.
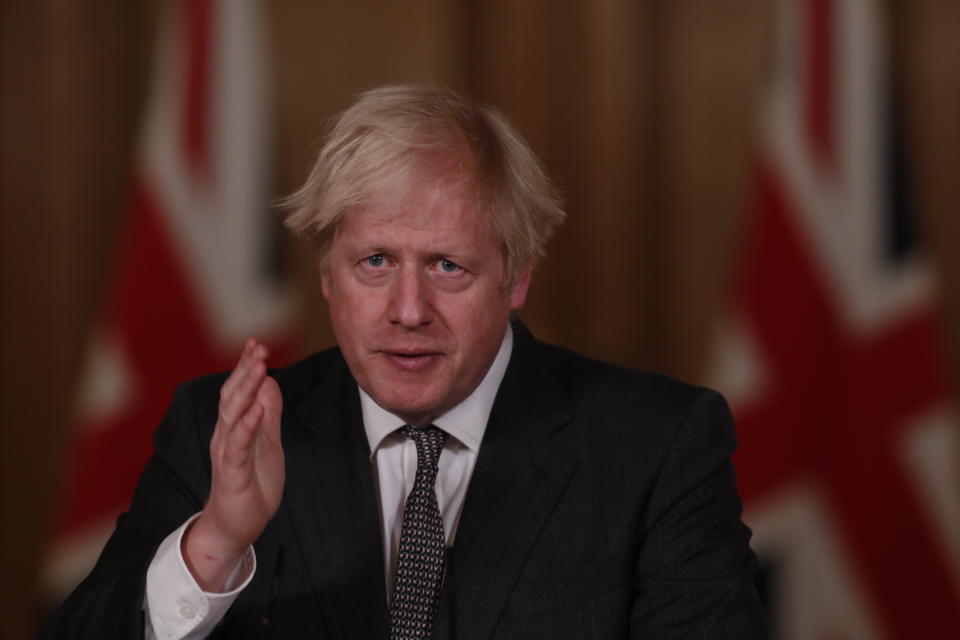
[221,339,265,398]
[256,376,283,445]
[220,339,266,396]
[213,339,274,469]
[202,340,284,555]
[219,339,270,426]
[221,358,265,425]
[222,399,265,467]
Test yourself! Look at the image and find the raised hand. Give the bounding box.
[183,339,284,591]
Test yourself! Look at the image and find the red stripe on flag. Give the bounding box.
[57,178,232,534]
[733,162,960,636]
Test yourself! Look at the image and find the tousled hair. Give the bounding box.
[283,85,565,290]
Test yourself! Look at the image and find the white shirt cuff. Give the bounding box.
[144,514,256,640]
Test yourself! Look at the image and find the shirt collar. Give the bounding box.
[359,323,513,456]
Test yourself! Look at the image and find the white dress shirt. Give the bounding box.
[143,325,513,639]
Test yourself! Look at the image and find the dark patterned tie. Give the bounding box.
[389,425,448,640]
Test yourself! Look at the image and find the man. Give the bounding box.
[43,85,766,639]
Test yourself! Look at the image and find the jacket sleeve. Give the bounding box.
[629,389,768,639]
[39,380,219,639]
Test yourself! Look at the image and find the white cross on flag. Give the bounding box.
[43,0,293,599]
[712,0,960,637]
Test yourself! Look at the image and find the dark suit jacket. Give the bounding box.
[41,322,766,639]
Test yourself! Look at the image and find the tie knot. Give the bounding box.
[400,425,447,471]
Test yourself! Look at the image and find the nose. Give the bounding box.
[387,265,434,329]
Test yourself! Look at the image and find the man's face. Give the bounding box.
[322,177,530,426]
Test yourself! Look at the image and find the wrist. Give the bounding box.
[182,513,249,592]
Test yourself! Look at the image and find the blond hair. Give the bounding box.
[283,85,565,289]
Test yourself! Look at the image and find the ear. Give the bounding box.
[508,264,533,310]
[320,272,331,300]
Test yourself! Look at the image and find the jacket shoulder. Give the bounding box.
[531,339,725,421]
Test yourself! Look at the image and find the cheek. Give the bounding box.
[448,291,511,337]
[329,283,388,333]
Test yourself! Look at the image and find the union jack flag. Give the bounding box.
[43,0,293,600]
[712,0,960,637]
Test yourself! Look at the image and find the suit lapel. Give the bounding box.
[439,323,576,640]
[281,355,390,639]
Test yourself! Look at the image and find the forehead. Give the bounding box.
[335,175,496,250]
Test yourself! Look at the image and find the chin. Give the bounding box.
[373,386,443,423]
[384,404,437,427]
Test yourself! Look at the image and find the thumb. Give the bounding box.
[257,376,282,438]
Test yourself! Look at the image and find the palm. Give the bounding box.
[183,340,286,591]
[205,341,286,549]
[249,377,284,521]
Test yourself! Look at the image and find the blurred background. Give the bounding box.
[2,0,958,637]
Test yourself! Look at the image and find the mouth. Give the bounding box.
[379,350,443,372]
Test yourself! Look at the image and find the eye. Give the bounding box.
[365,254,386,268]
[438,258,461,274]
